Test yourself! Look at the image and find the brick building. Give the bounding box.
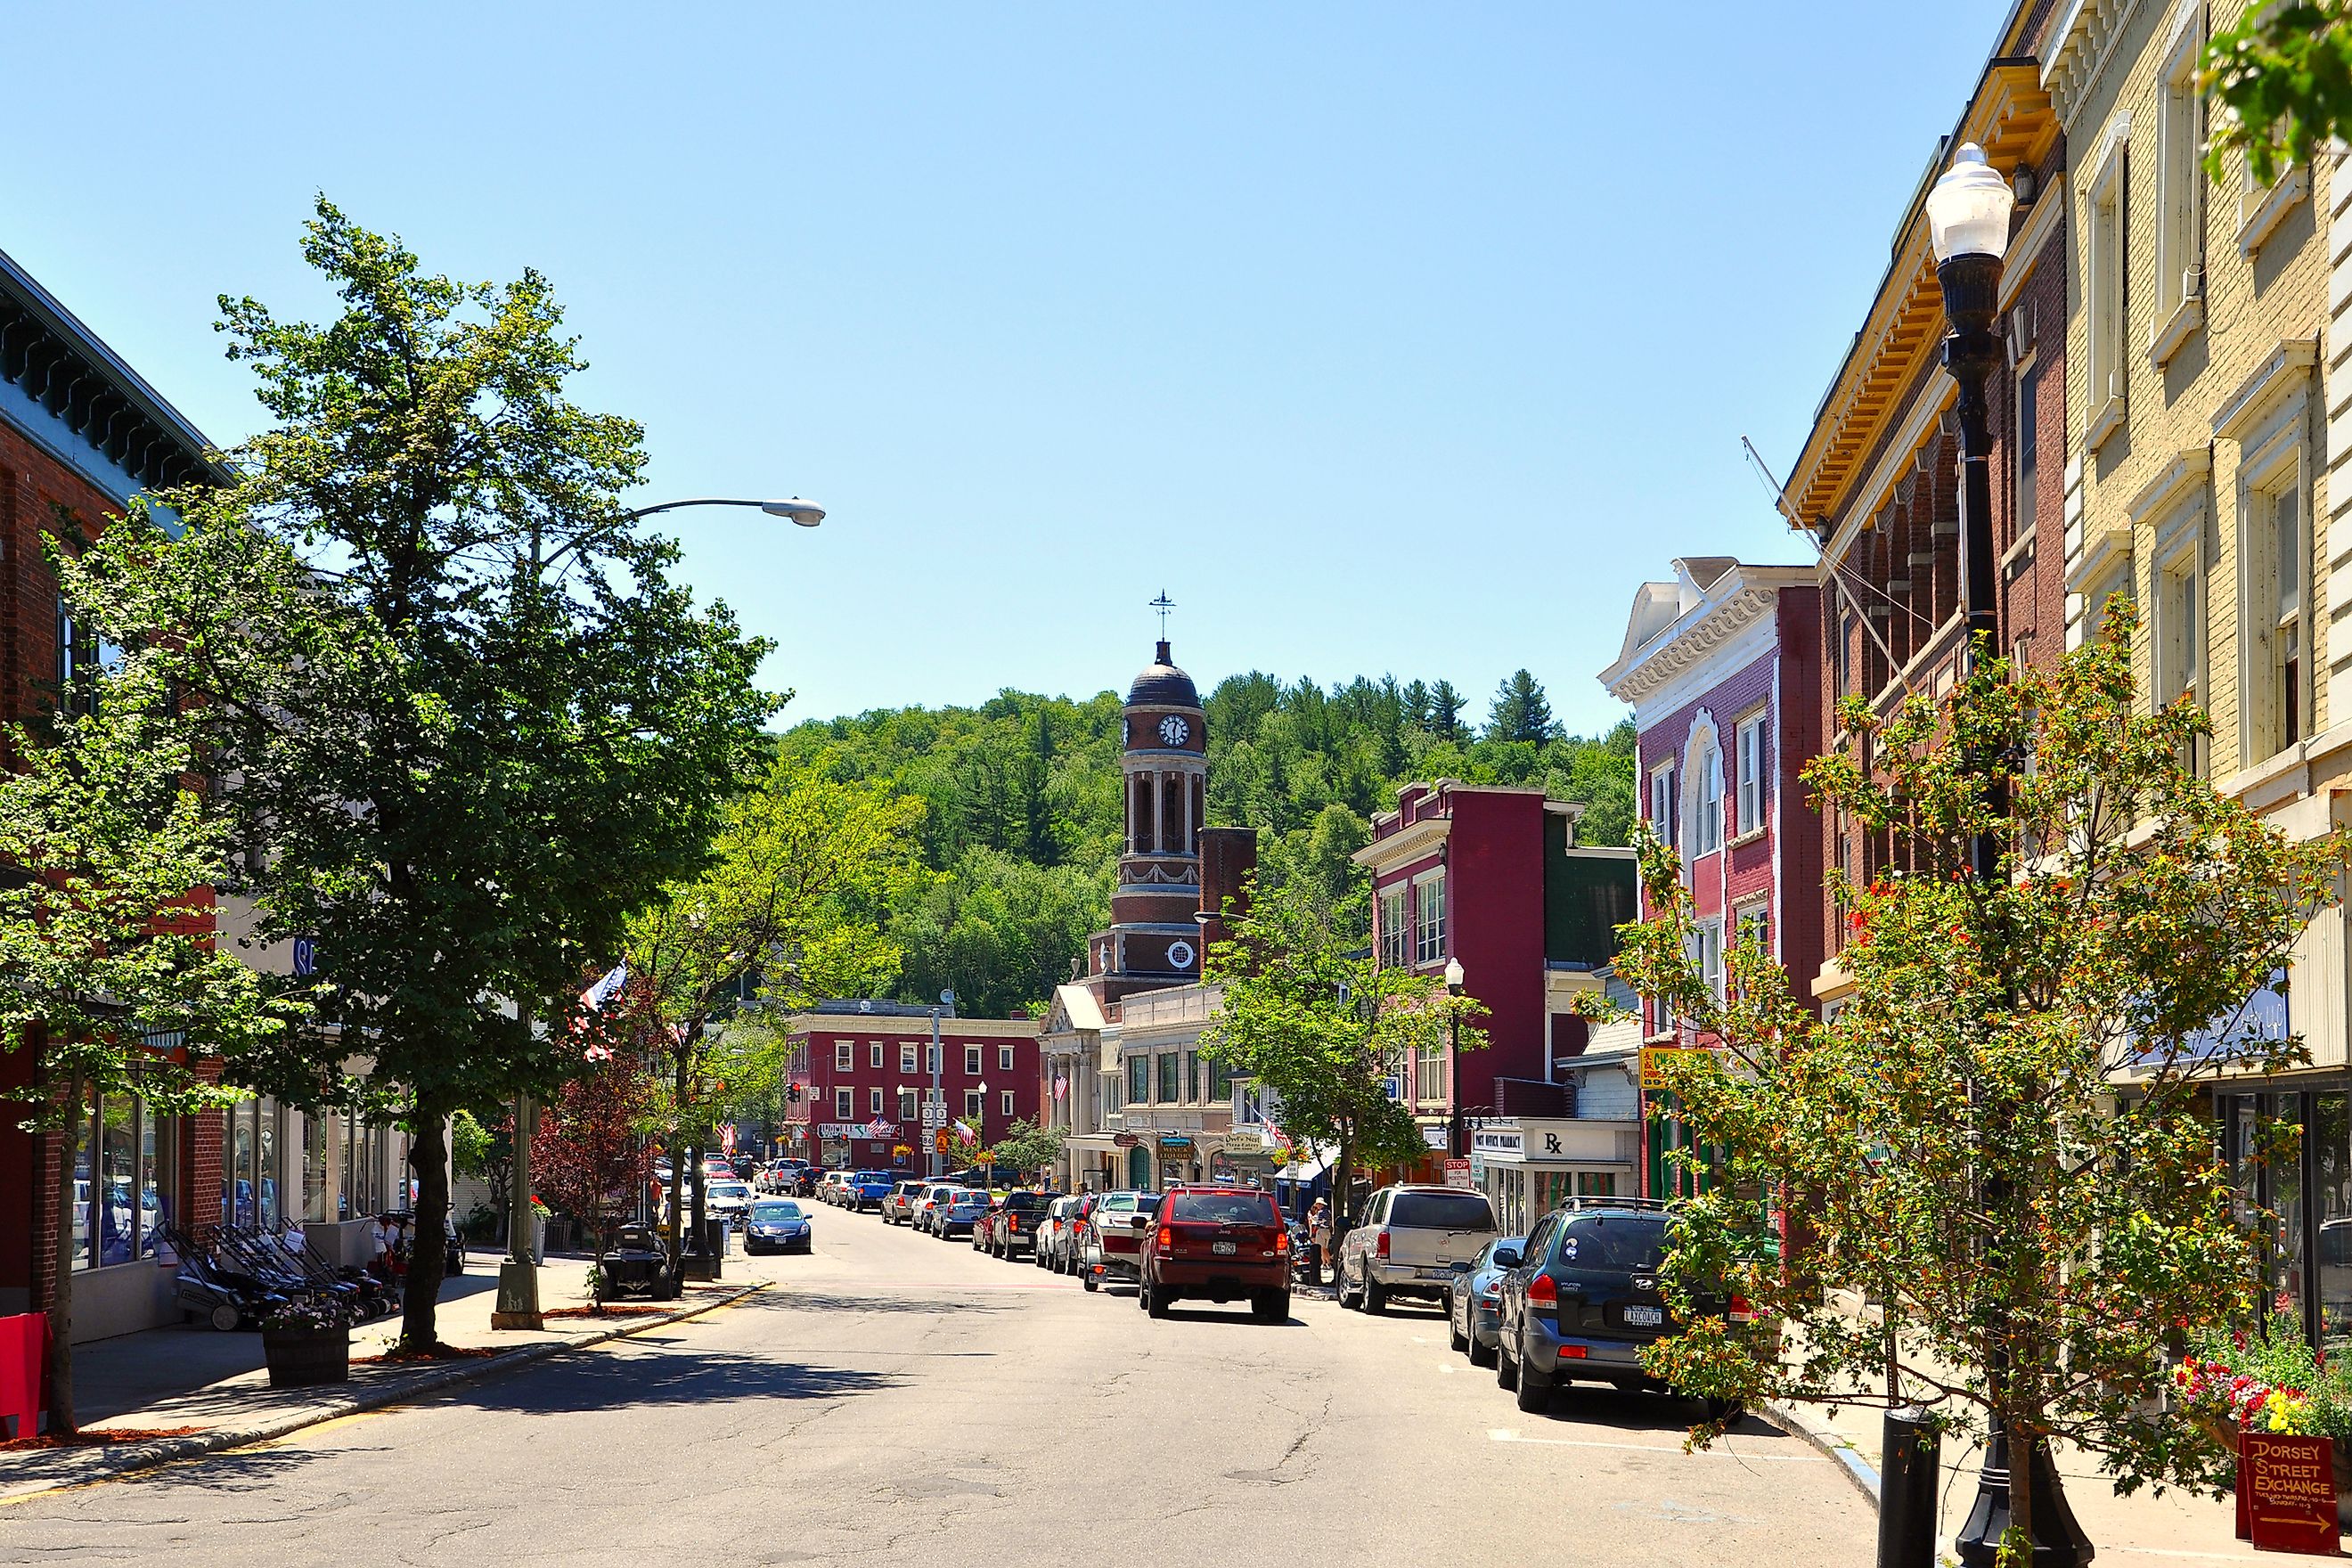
[1352,780,1637,1212]
[0,245,228,1385]
[1599,557,1823,1196]
[779,1004,1041,1174]
[1778,23,2068,1010]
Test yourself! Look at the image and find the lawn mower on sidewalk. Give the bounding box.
[159,1223,292,1332]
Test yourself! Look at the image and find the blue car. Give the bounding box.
[744,1198,813,1254]
[848,1171,894,1213]
[1446,1235,1525,1368]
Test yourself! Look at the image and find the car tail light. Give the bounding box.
[1528,1273,1557,1307]
[1273,1229,1291,1254]
[1729,1294,1756,1323]
[1009,1217,1021,1231]
[1157,1226,1172,1249]
[1375,1231,1390,1259]
[1558,1343,1587,1360]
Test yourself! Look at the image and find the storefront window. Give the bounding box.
[257,1102,280,1229]
[2314,1092,2352,1344]
[303,1109,331,1222]
[71,1087,176,1270]
[2270,1092,2307,1320]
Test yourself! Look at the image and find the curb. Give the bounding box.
[1758,1400,1882,1507]
[0,1283,760,1504]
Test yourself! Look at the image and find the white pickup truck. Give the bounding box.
[1078,1190,1163,1292]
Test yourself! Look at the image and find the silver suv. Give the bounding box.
[1335,1184,1498,1312]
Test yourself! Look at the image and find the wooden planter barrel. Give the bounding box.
[261,1326,351,1388]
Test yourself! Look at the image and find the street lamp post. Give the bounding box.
[493,492,827,1331]
[1924,143,2093,1568]
[1443,958,1466,1160]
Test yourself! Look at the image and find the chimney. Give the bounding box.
[1196,826,1259,955]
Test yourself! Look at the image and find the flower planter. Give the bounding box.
[261,1326,351,1388]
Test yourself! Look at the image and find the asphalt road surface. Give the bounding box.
[1,1201,1874,1566]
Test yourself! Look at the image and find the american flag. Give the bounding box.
[580,962,627,1010]
[863,1117,893,1139]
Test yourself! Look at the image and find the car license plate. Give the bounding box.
[1212,1241,1237,1255]
[1622,1305,1664,1327]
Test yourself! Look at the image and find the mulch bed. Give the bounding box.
[353,1343,502,1365]
[0,1425,206,1452]
[543,1306,671,1319]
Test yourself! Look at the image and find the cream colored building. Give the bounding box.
[2045,0,2348,1330]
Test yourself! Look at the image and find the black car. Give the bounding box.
[1491,1199,1744,1418]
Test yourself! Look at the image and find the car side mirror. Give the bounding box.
[1450,1261,1471,1273]
[1131,1215,1149,1229]
[1495,1249,1521,1269]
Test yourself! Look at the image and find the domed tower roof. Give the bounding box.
[1125,641,1200,710]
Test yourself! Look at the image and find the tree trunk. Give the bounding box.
[399,1106,451,1351]
[43,1066,81,1436]
[664,1052,688,1273]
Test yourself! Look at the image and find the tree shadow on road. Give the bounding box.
[445,1340,903,1417]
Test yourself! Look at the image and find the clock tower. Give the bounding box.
[1087,638,1209,1000]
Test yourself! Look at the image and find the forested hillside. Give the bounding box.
[779,670,1635,1016]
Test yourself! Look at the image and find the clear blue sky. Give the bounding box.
[4,3,2004,736]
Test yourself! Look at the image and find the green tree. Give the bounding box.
[990,1117,1066,1184]
[1203,872,1487,1232]
[1485,669,1557,744]
[61,202,776,1352]
[2205,3,2352,184]
[1608,612,2344,1562]
[628,748,924,1260]
[0,580,303,1431]
[1428,680,1468,744]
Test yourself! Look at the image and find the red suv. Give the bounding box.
[1138,1186,1292,1322]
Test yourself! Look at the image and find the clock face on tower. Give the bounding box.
[1158,715,1190,747]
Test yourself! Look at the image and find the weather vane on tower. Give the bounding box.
[1150,590,1175,641]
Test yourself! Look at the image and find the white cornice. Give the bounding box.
[2044,0,2144,127]
[2126,446,2212,522]
[1354,815,1450,871]
[1599,565,1813,706]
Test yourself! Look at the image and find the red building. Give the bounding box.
[1600,557,1825,1195]
[1353,781,1636,1194]
[780,1005,1041,1174]
[0,243,235,1425]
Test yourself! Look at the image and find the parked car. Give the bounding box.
[1138,1185,1291,1321]
[846,1171,894,1213]
[911,1182,959,1235]
[1446,1235,1525,1366]
[816,1171,851,1206]
[882,1179,931,1226]
[1033,1194,1088,1272]
[1491,1198,1744,1417]
[1078,1190,1163,1292]
[705,1180,755,1221]
[743,1198,813,1255]
[935,1188,990,1238]
[1334,1184,1498,1313]
[977,1190,1052,1258]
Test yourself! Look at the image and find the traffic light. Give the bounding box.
[787,1083,802,1104]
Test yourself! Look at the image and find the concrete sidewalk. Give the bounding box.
[1,1249,756,1502]
[1765,1386,2318,1564]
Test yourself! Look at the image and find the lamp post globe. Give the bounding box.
[1925,143,2015,265]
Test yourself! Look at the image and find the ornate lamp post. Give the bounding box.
[1923,143,2094,1568]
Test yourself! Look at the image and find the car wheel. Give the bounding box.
[1449,1314,1469,1352]
[1515,1360,1552,1415]
[1253,1291,1288,1323]
[1082,1266,1099,1293]
[1146,1285,1171,1319]
[1362,1278,1388,1314]
[1334,1263,1353,1310]
[1498,1343,1520,1392]
[1467,1335,1498,1368]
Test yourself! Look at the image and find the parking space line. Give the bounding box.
[1487,1428,1828,1462]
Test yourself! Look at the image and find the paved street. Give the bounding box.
[3,1206,1871,1566]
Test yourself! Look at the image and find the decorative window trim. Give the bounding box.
[2236,413,2313,764]
[2149,0,2206,364]
[2084,117,2130,451]
[2236,162,2310,257]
